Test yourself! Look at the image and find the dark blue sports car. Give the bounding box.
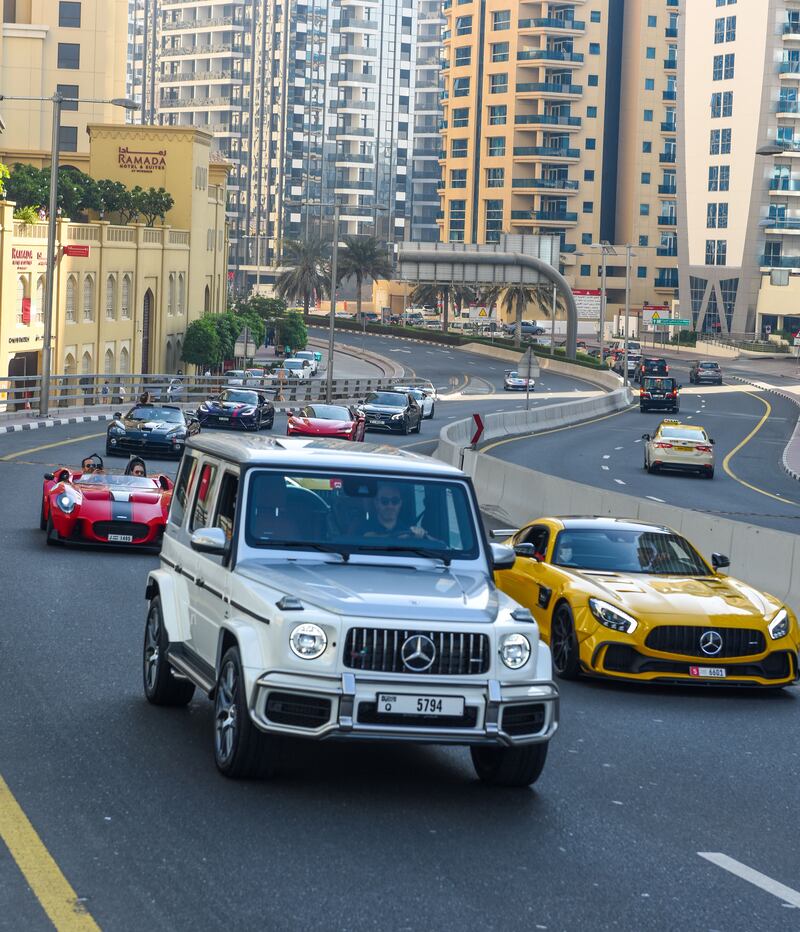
[106,404,199,459]
[197,389,275,431]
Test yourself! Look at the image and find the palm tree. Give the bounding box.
[481,283,565,347]
[409,282,476,331]
[336,235,393,321]
[274,237,329,319]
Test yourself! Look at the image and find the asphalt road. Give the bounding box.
[2,337,800,931]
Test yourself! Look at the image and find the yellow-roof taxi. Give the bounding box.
[642,419,715,479]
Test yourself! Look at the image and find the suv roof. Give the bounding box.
[185,434,463,476]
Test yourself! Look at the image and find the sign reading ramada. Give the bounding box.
[11,247,46,270]
[118,146,167,173]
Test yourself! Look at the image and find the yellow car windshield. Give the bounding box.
[552,529,710,575]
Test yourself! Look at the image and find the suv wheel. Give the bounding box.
[214,646,278,779]
[143,596,195,706]
[551,604,581,680]
[471,743,548,788]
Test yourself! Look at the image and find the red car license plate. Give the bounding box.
[108,533,134,543]
[689,666,726,678]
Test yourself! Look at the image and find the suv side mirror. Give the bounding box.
[642,433,650,441]
[514,542,541,561]
[190,527,229,556]
[490,542,516,571]
[711,552,730,571]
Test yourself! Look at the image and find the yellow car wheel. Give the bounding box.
[551,603,581,680]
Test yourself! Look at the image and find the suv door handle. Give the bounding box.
[196,578,205,589]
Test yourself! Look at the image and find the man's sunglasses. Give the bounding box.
[378,496,401,506]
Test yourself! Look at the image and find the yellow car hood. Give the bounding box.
[571,570,780,621]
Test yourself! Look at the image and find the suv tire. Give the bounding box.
[214,646,278,779]
[143,596,195,706]
[471,743,548,788]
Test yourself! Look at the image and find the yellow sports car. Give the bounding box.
[494,517,798,687]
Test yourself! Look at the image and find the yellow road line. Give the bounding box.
[0,775,100,930]
[481,404,636,454]
[0,431,106,462]
[722,391,800,506]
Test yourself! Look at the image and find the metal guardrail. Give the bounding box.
[0,372,426,416]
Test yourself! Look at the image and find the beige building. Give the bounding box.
[678,0,800,337]
[437,0,679,322]
[0,0,129,167]
[0,123,229,381]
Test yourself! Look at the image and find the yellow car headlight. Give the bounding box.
[589,598,638,634]
[768,609,790,640]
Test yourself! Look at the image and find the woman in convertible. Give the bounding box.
[124,456,147,477]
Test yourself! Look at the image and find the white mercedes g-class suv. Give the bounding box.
[143,435,558,786]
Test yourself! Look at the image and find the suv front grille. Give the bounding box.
[645,626,766,658]
[344,627,490,675]
[93,520,150,540]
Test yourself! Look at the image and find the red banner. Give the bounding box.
[21,297,31,325]
[63,245,90,258]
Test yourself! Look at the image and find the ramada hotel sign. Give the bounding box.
[118,147,167,174]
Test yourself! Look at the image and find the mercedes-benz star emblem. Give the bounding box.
[699,630,723,656]
[401,634,436,672]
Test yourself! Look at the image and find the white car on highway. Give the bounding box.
[291,351,319,376]
[142,435,558,786]
[390,385,435,419]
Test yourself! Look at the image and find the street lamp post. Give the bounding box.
[0,92,138,416]
[326,202,341,404]
[590,242,616,367]
[623,243,633,388]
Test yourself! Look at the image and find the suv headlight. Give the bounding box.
[499,633,531,669]
[768,608,790,640]
[391,412,405,420]
[589,598,638,634]
[289,623,327,660]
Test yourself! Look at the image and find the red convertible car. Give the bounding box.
[40,467,173,550]
[286,403,366,441]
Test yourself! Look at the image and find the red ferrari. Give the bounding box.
[40,467,173,550]
[286,404,366,441]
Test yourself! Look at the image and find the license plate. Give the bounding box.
[218,416,229,421]
[689,666,726,678]
[674,445,693,452]
[376,693,465,717]
[108,533,133,543]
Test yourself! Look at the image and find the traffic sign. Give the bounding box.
[471,413,484,447]
[659,319,690,326]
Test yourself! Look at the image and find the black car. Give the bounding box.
[196,388,275,431]
[635,357,669,383]
[106,404,199,459]
[361,391,422,434]
[639,376,680,413]
[689,360,723,385]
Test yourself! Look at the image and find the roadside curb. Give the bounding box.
[730,374,800,482]
[0,413,114,434]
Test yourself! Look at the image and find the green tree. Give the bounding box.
[274,237,329,319]
[96,179,133,219]
[56,166,99,219]
[5,164,48,210]
[212,312,241,360]
[279,311,308,353]
[336,235,393,322]
[409,282,475,331]
[132,186,174,226]
[182,317,223,369]
[13,206,39,224]
[0,162,10,199]
[481,283,564,347]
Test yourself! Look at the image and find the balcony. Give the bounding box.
[760,255,800,267]
[513,145,580,159]
[659,152,676,163]
[333,18,379,30]
[333,181,375,192]
[770,178,800,192]
[662,89,677,101]
[533,210,578,222]
[657,215,677,226]
[329,100,375,111]
[655,273,679,288]
[517,49,585,64]
[777,99,800,114]
[784,22,800,35]
[519,17,585,31]
[161,43,234,57]
[763,217,800,231]
[511,177,579,191]
[779,60,800,74]
[162,16,242,31]
[330,73,378,85]
[658,183,677,194]
[657,246,678,257]
[329,152,374,164]
[515,114,582,127]
[660,121,677,133]
[664,27,678,38]
[664,57,677,70]
[516,82,583,97]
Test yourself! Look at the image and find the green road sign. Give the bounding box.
[655,318,690,326]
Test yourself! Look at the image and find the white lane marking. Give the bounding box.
[389,349,412,354]
[634,438,643,443]
[614,479,626,486]
[601,465,609,471]
[698,853,800,909]
[615,446,624,451]
[646,495,666,503]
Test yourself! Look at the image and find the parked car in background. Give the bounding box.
[689,360,723,385]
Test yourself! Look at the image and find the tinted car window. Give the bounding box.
[298,405,352,419]
[127,406,183,423]
[170,455,198,527]
[553,528,708,575]
[190,463,218,531]
[365,392,406,406]
[220,390,259,405]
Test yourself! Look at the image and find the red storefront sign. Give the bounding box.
[63,245,90,258]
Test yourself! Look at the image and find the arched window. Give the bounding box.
[119,345,130,374]
[81,351,92,375]
[64,353,76,375]
[83,275,95,322]
[16,277,25,324]
[176,338,182,368]
[35,276,45,324]
[104,348,115,375]
[66,276,77,323]
[177,273,185,315]
[204,284,210,314]
[167,273,175,316]
[121,275,131,319]
[106,275,116,320]
[165,340,174,374]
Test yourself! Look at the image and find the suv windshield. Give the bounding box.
[365,392,406,406]
[127,406,183,423]
[244,470,479,561]
[553,528,709,576]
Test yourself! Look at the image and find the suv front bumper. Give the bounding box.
[249,670,559,747]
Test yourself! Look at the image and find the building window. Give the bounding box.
[450,169,467,189]
[714,18,724,43]
[486,167,504,188]
[587,106,597,117]
[57,84,79,112]
[487,136,505,156]
[491,42,509,63]
[722,91,733,117]
[451,138,468,158]
[586,138,596,150]
[454,46,471,67]
[105,275,116,320]
[705,239,716,264]
[485,199,503,242]
[724,53,735,79]
[58,1,81,27]
[452,107,469,127]
[718,203,729,228]
[707,203,717,228]
[712,55,724,81]
[167,273,175,316]
[488,104,507,125]
[453,76,470,97]
[66,276,76,323]
[726,16,736,41]
[708,166,719,191]
[591,10,601,22]
[455,15,472,35]
[449,200,466,242]
[716,240,727,265]
[589,43,600,55]
[489,73,508,94]
[646,48,655,59]
[583,201,593,213]
[643,110,653,122]
[720,128,731,153]
[641,172,651,184]
[83,275,94,322]
[640,204,650,216]
[121,275,131,319]
[492,10,510,31]
[57,43,80,69]
[588,75,599,86]
[719,165,730,190]
[58,126,78,152]
[647,15,657,27]
[584,169,595,180]
[36,276,44,323]
[645,78,654,90]
[638,266,647,279]
[177,274,185,314]
[580,264,591,276]
[639,235,649,246]
[710,130,720,154]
